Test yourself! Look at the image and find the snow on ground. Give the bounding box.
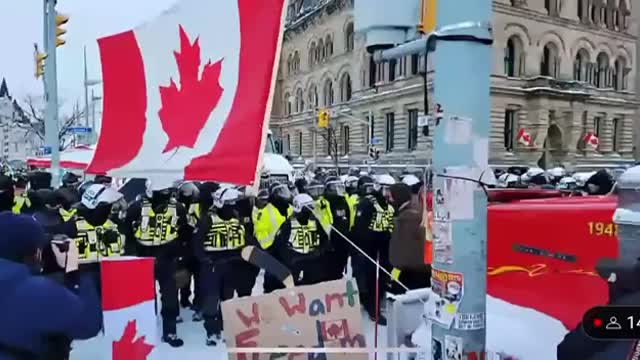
[71,271,390,360]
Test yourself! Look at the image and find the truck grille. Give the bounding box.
[260,175,289,189]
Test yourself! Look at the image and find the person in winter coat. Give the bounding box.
[388,183,431,291]
[584,169,614,195]
[0,175,14,213]
[0,213,101,359]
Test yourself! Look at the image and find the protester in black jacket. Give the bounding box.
[0,213,101,359]
[557,259,640,359]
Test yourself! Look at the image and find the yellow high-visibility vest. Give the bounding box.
[203,214,245,252]
[367,195,394,232]
[252,203,291,249]
[60,208,77,222]
[12,195,30,214]
[75,218,124,264]
[288,219,320,254]
[134,201,179,246]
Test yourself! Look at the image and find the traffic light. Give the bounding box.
[317,108,330,128]
[418,0,436,34]
[55,13,69,47]
[368,146,380,161]
[34,51,47,79]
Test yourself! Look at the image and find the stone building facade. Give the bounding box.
[270,0,637,169]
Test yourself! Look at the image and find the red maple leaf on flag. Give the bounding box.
[112,320,154,360]
[158,25,224,153]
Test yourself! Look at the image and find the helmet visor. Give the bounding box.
[325,181,346,196]
[272,184,293,201]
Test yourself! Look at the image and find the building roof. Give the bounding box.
[0,78,9,99]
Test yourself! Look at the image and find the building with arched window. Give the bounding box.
[271,0,638,168]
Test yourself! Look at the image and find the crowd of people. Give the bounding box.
[0,162,624,359]
[0,166,433,358]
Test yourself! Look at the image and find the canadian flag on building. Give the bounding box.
[583,131,600,150]
[101,258,157,360]
[516,128,534,147]
[86,0,287,185]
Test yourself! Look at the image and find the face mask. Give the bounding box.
[91,203,113,225]
[295,208,312,224]
[218,205,236,220]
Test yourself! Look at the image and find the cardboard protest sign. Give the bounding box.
[221,278,367,360]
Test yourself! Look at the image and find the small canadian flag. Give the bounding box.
[516,128,534,147]
[101,258,157,359]
[583,132,599,150]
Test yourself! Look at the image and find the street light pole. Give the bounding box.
[83,46,90,128]
[44,0,61,187]
[375,2,493,357]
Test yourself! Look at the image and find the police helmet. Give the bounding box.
[62,172,80,187]
[358,175,376,195]
[269,182,293,202]
[293,193,315,213]
[348,166,359,176]
[213,187,241,209]
[345,175,359,188]
[324,176,346,196]
[77,180,95,197]
[307,179,324,199]
[81,184,124,209]
[178,181,200,199]
[376,174,396,187]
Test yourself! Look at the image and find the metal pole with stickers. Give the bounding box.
[356,0,494,357]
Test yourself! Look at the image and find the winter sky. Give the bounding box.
[0,0,180,114]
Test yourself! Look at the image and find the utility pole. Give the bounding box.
[357,0,493,357]
[44,0,68,187]
[83,46,90,128]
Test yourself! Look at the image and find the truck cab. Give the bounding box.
[260,130,294,188]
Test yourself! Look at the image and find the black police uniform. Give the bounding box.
[124,196,187,346]
[193,210,254,341]
[272,212,330,286]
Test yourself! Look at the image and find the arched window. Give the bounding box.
[308,84,318,109]
[287,54,293,75]
[613,57,627,90]
[317,39,325,62]
[340,73,352,102]
[293,51,300,73]
[595,52,610,88]
[325,35,333,57]
[309,42,316,68]
[504,36,524,77]
[284,92,292,115]
[540,43,560,78]
[345,22,354,52]
[573,49,590,81]
[294,88,304,113]
[323,79,334,106]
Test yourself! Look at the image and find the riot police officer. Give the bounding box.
[307,179,324,201]
[124,181,187,347]
[254,183,292,293]
[352,174,395,325]
[316,176,351,281]
[74,183,126,288]
[176,181,200,310]
[272,193,330,286]
[235,187,259,297]
[195,187,251,346]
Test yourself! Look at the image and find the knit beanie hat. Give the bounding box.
[0,212,47,262]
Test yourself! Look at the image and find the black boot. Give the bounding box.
[162,334,184,348]
[180,297,192,309]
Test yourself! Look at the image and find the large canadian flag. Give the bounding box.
[101,258,157,360]
[86,0,287,185]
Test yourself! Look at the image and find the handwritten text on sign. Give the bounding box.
[221,279,367,360]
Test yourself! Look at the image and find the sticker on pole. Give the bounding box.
[454,311,486,330]
[444,335,463,360]
[444,115,472,145]
[433,220,452,265]
[427,269,463,328]
[433,187,449,222]
[443,166,475,220]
